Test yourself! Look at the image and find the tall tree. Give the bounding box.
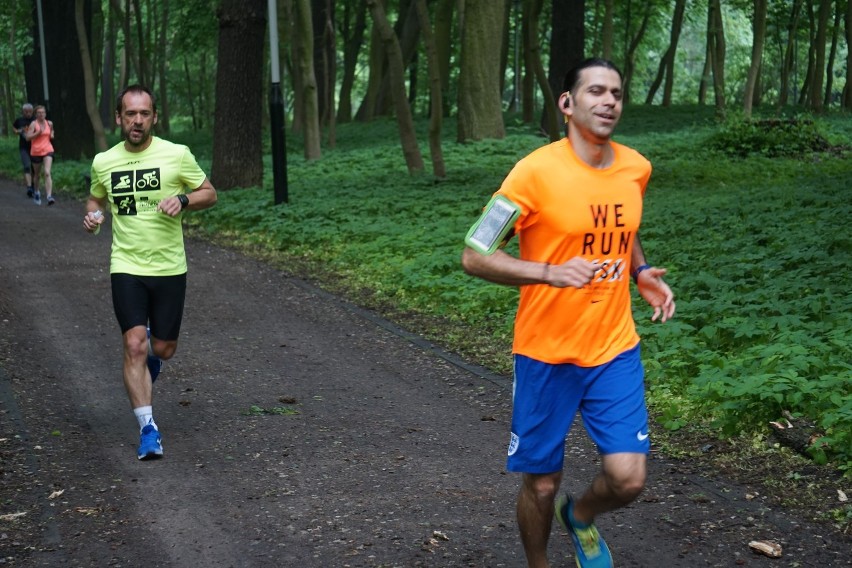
[211,0,266,188]
[808,0,832,111]
[415,0,446,178]
[74,0,107,151]
[622,0,652,105]
[845,0,852,108]
[365,0,424,173]
[644,0,686,106]
[336,0,367,122]
[354,0,384,121]
[743,0,768,117]
[708,0,727,117]
[292,0,322,158]
[601,0,614,59]
[457,0,506,142]
[524,0,559,140]
[433,0,455,116]
[547,0,584,124]
[823,0,843,107]
[24,0,95,159]
[779,0,803,107]
[312,0,335,126]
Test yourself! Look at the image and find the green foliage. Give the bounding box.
[706,114,840,158]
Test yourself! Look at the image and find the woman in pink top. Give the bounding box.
[25,105,56,205]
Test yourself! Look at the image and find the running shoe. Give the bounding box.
[555,494,613,568]
[137,424,163,460]
[47,195,55,205]
[26,187,33,198]
[146,327,163,383]
[33,191,41,205]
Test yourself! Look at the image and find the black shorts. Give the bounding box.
[30,153,54,164]
[111,273,187,340]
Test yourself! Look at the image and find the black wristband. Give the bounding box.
[177,194,189,210]
[631,264,651,282]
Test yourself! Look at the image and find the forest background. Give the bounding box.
[1,0,850,529]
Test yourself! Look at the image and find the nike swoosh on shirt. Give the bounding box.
[637,432,649,441]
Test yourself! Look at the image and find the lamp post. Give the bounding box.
[268,0,288,205]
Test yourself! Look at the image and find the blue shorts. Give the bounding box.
[506,344,649,474]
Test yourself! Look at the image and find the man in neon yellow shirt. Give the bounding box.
[83,85,217,460]
[462,59,675,568]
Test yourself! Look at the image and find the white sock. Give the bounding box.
[133,406,157,431]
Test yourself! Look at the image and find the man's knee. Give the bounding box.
[602,454,646,502]
[522,472,562,502]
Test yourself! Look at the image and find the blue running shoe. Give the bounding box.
[146,327,163,383]
[33,191,41,205]
[137,424,163,460]
[555,494,613,568]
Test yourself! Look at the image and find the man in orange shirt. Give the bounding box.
[462,59,675,568]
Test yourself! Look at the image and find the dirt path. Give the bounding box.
[0,180,848,567]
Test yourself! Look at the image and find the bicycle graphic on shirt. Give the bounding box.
[136,170,160,190]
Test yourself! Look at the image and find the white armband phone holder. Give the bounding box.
[464,195,521,255]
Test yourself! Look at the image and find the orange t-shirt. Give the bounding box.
[496,138,652,366]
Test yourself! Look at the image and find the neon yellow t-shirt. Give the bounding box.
[90,137,208,276]
[496,138,652,367]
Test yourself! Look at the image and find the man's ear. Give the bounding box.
[153,114,158,125]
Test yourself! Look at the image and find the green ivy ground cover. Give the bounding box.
[4,106,850,477]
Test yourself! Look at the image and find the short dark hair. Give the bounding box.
[115,84,157,114]
[562,58,623,93]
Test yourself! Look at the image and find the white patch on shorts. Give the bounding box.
[507,432,520,456]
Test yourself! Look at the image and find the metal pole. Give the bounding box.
[268,0,289,204]
[36,0,50,110]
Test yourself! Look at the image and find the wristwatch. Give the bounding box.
[177,194,189,210]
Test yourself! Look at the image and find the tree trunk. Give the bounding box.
[433,0,454,116]
[212,0,266,188]
[799,4,818,106]
[74,0,107,151]
[808,0,831,111]
[337,0,367,123]
[525,0,559,141]
[521,3,535,123]
[743,0,767,117]
[311,0,335,126]
[100,8,116,131]
[822,0,842,108]
[845,0,852,108]
[601,0,613,60]
[293,0,322,158]
[156,0,170,133]
[779,0,803,107]
[623,0,651,105]
[547,0,584,120]
[24,0,95,160]
[355,1,385,121]
[644,0,685,106]
[710,0,726,118]
[457,0,506,142]
[366,0,424,174]
[415,0,445,178]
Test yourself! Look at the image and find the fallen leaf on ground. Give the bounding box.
[0,512,27,521]
[748,540,782,558]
